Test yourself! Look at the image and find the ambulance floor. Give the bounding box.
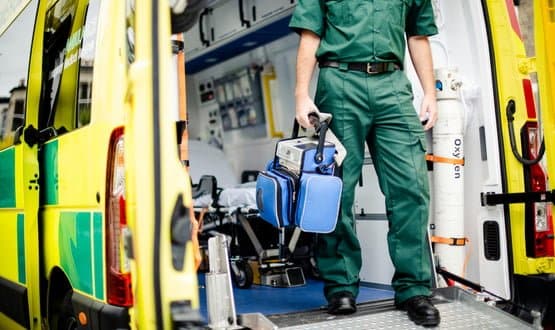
[197,273,394,323]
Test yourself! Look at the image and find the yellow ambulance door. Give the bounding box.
[0,0,42,329]
[535,0,555,197]
[482,2,554,324]
[37,0,112,312]
[124,0,200,328]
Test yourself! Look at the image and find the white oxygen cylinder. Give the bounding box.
[432,68,466,277]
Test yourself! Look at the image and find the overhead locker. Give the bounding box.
[183,11,208,55]
[210,0,247,43]
[249,0,296,25]
[183,0,296,74]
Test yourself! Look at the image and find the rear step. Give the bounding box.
[206,234,277,329]
[265,287,536,329]
[206,235,535,329]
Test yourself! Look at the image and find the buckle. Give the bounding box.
[450,238,467,246]
[366,62,384,74]
[366,63,375,74]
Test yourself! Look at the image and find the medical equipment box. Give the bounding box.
[256,115,342,233]
[275,137,336,175]
[256,127,341,233]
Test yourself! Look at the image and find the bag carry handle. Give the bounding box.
[292,112,328,164]
[292,112,320,138]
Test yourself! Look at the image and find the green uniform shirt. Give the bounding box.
[289,0,438,64]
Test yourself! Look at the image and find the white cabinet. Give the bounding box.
[184,0,297,72]
[354,160,386,216]
[209,0,246,43]
[184,0,245,56]
[354,159,394,286]
[356,220,395,286]
[183,8,211,55]
[250,0,296,24]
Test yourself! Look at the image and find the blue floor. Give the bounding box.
[198,273,394,322]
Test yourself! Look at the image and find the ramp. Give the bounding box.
[266,287,535,329]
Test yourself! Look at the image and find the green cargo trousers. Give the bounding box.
[314,65,432,305]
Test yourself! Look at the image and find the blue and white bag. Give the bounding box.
[256,115,342,233]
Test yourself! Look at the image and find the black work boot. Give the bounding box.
[397,295,440,327]
[327,291,357,315]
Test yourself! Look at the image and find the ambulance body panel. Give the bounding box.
[0,0,199,329]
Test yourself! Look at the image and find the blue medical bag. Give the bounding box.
[256,117,342,233]
[255,167,296,228]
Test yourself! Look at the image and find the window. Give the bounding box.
[38,0,78,134]
[77,0,100,128]
[0,0,37,150]
[38,0,101,135]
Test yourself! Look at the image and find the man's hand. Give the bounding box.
[295,94,319,128]
[420,93,437,130]
[407,35,436,131]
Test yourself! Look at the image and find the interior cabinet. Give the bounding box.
[183,0,296,73]
[249,0,296,25]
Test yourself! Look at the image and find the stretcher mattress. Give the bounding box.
[193,182,257,212]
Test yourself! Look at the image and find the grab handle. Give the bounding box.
[314,120,328,164]
[292,112,320,138]
[291,112,327,164]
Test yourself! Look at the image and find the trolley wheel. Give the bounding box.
[231,260,253,289]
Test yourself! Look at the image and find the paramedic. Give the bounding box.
[290,0,440,326]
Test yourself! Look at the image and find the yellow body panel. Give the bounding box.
[0,142,24,284]
[0,313,25,330]
[0,215,21,282]
[486,0,555,275]
[40,0,126,300]
[0,0,42,325]
[3,0,199,329]
[19,1,44,328]
[535,0,555,218]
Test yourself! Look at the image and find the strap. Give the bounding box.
[431,236,468,246]
[426,154,465,165]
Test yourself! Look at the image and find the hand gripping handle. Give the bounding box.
[292,112,327,164]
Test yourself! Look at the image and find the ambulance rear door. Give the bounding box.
[0,1,42,329]
[124,0,201,328]
[481,0,555,324]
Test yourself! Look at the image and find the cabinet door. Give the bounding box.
[250,0,296,24]
[209,0,246,43]
[183,9,210,55]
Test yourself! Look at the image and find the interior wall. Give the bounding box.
[186,32,323,179]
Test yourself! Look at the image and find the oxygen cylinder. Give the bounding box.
[432,68,466,277]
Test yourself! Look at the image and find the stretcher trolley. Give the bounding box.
[191,173,307,289]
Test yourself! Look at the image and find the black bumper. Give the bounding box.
[72,292,130,330]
